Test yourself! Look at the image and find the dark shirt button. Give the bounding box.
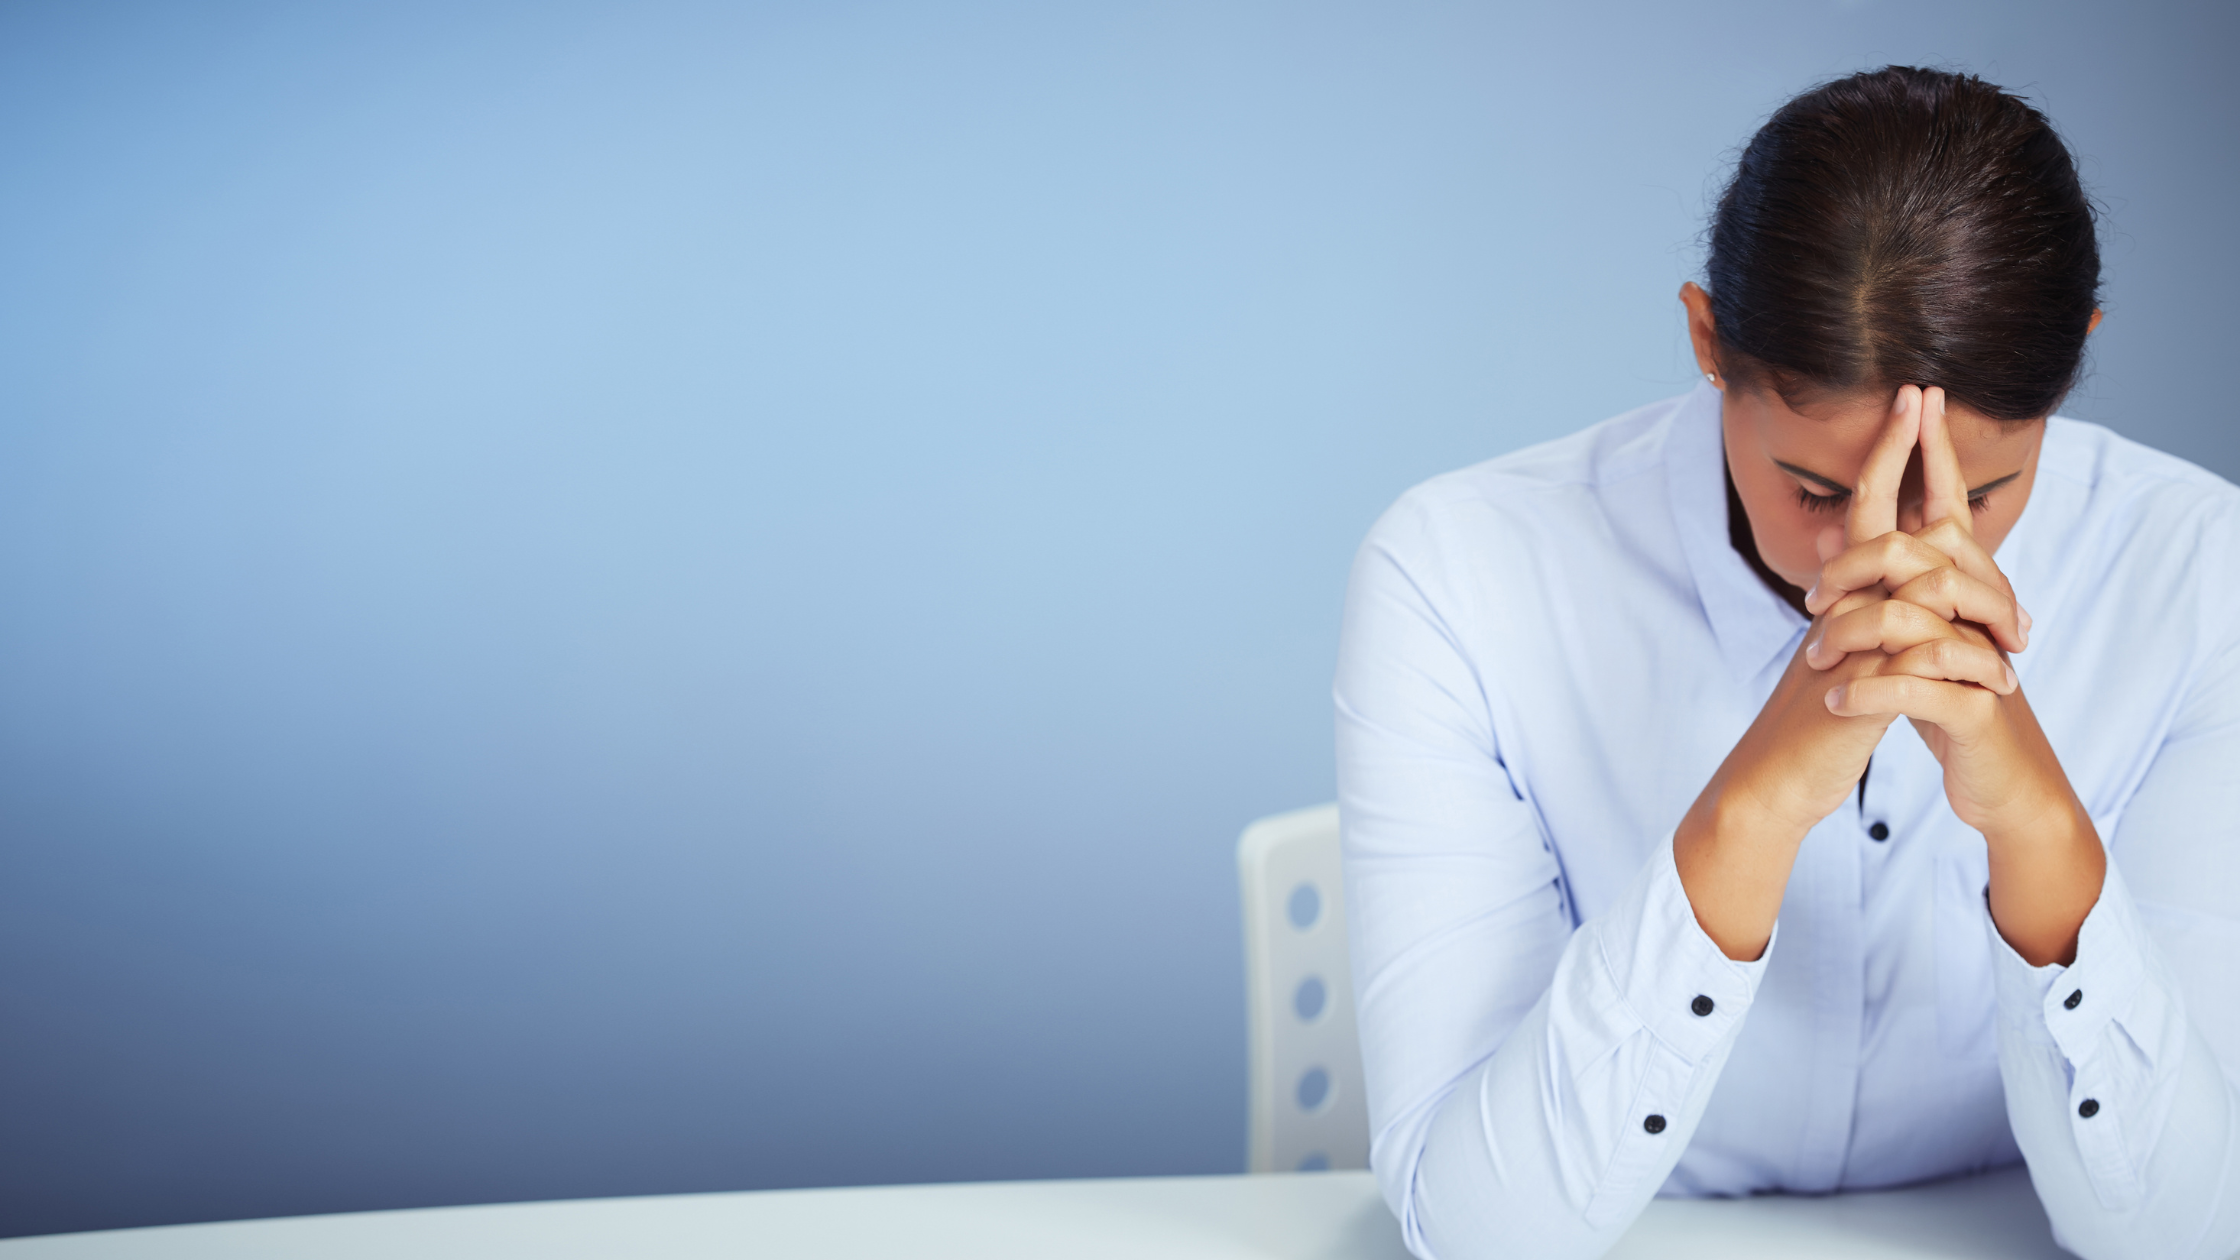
[2064,989,2083,1010]
[2079,1099,2100,1119]
[1691,994,1715,1017]
[1868,822,1890,841]
[1644,1114,1667,1134]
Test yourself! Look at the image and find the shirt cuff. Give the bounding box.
[1991,858,2174,1073]
[1593,834,1774,1065]
[1990,856,2187,1211]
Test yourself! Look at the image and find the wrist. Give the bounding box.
[1980,794,2093,857]
[1675,776,1814,962]
[1719,756,1842,846]
[1973,750,2095,854]
[1984,798,2104,968]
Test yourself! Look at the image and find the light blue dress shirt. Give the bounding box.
[1334,382,2240,1260]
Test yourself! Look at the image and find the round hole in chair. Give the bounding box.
[1287,882,1321,930]
[1293,976,1327,1022]
[1296,1066,1331,1113]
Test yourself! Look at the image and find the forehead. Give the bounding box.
[1741,387,2037,478]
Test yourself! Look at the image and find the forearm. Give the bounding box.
[1985,794,2105,967]
[1978,696,2107,967]
[1995,863,2240,1260]
[1672,631,1893,962]
[1393,843,1768,1260]
[2004,1025,2240,1260]
[1673,783,1808,962]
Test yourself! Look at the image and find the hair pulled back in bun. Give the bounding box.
[1707,66,2101,421]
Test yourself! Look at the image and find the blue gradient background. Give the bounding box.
[2,0,2234,1238]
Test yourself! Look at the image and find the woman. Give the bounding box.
[1335,67,2240,1260]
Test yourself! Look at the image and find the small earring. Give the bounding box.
[1705,372,1718,387]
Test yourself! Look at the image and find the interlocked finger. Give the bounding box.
[1887,566,2020,642]
[1873,635,2019,695]
[1918,387,1975,533]
[1808,526,2023,652]
[1807,597,1972,669]
[1803,382,2028,654]
[1825,672,2001,730]
[1809,530,1960,615]
[1909,519,2027,652]
[1847,386,1922,547]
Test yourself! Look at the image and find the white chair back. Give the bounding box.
[1237,803,1369,1173]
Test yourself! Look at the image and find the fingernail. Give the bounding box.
[1825,685,1845,712]
[2004,664,2018,691]
[2019,606,2033,635]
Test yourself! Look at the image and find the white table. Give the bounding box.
[0,1166,2073,1259]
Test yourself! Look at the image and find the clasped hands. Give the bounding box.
[1680,385,2101,966]
[1802,384,2038,834]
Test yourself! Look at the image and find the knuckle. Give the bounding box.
[1909,568,1957,605]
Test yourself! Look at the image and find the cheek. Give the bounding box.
[1973,499,2026,554]
[1732,478,1837,585]
[1753,509,1831,577]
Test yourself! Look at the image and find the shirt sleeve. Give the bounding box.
[1335,496,1769,1260]
[1992,620,2240,1259]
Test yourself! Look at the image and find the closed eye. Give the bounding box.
[1800,485,1995,515]
[1795,484,1848,514]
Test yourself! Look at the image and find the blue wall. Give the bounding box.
[2,0,2234,1237]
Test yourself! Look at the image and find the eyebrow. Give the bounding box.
[1773,460,2024,499]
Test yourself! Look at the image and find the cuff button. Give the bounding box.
[1691,994,1715,1017]
[1644,1114,1667,1134]
[2079,1099,2100,1119]
[2064,989,2082,1010]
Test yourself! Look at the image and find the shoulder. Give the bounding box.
[2029,417,2240,650]
[2036,418,2240,570]
[2040,417,2238,512]
[1359,393,1685,575]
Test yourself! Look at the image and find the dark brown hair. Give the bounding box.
[1706,66,2101,421]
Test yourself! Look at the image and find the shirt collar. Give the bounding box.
[1662,381,1808,681]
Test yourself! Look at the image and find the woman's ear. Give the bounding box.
[1680,282,1722,385]
[2088,307,2104,335]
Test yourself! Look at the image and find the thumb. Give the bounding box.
[1815,525,1845,564]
